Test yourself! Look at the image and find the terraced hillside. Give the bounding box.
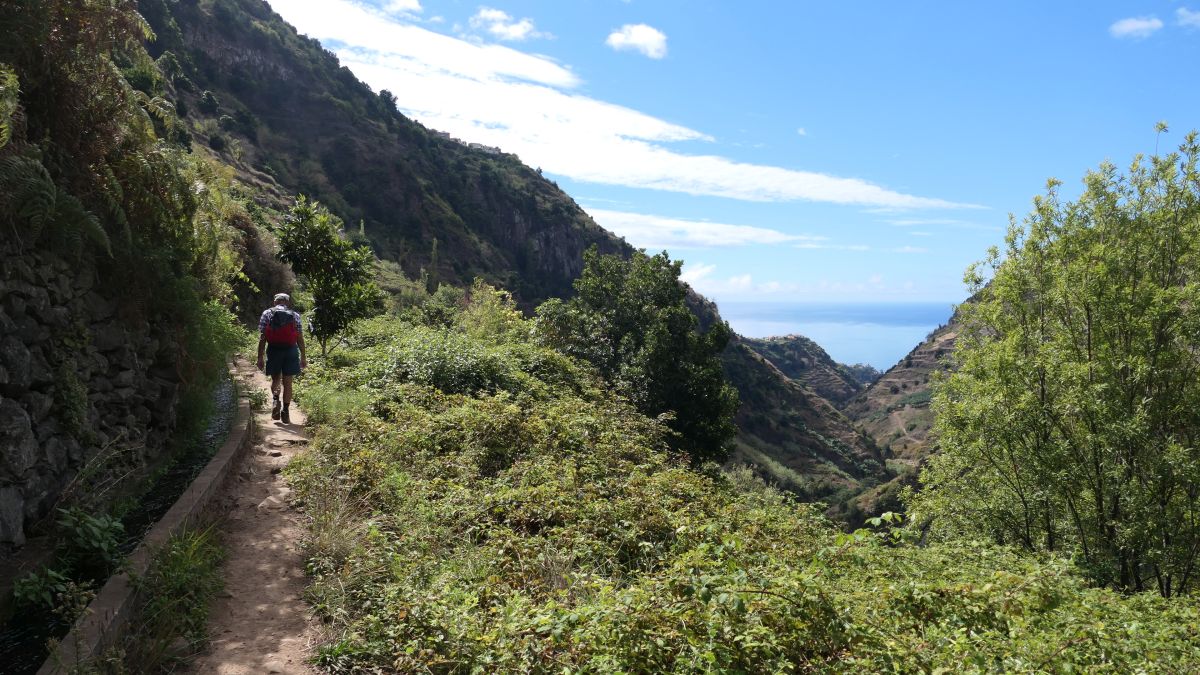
[842,320,959,466]
[741,334,874,405]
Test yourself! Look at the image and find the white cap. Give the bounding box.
[273,293,290,303]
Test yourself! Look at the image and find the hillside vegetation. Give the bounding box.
[742,335,877,405]
[137,0,888,507]
[289,284,1199,672]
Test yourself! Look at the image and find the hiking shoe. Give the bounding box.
[281,407,291,425]
[271,398,281,420]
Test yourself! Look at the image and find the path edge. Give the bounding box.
[37,363,256,675]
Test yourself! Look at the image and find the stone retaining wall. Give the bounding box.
[0,249,184,547]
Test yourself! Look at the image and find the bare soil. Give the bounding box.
[183,363,320,675]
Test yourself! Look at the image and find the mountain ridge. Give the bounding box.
[142,0,891,507]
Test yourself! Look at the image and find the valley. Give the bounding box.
[2,0,1198,672]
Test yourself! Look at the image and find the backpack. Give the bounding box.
[264,308,299,346]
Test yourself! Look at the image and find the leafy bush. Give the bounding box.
[12,567,71,613]
[57,507,124,578]
[289,289,1200,672]
[912,136,1200,597]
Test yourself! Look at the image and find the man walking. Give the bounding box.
[257,293,307,424]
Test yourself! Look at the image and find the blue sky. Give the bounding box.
[268,0,1200,312]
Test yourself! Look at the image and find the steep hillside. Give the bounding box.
[741,334,869,404]
[842,319,959,466]
[140,0,628,304]
[139,0,888,508]
[724,340,889,504]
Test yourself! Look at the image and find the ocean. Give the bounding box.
[718,301,958,370]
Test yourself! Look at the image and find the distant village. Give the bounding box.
[432,130,503,155]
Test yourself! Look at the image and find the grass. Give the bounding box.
[122,526,225,672]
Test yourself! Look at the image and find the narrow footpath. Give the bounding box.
[184,361,320,675]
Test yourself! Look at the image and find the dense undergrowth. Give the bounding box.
[290,287,1200,673]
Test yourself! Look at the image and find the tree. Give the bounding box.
[276,196,383,355]
[536,247,739,463]
[908,133,1200,597]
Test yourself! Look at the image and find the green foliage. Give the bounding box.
[910,134,1200,597]
[0,155,111,259]
[289,292,1200,672]
[57,507,125,579]
[841,362,882,386]
[124,527,225,671]
[536,247,739,463]
[0,63,16,149]
[54,358,89,438]
[276,197,384,355]
[12,567,71,613]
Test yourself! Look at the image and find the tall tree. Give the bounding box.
[536,247,739,463]
[909,133,1200,597]
[276,197,383,355]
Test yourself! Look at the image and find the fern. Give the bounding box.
[0,154,110,258]
[0,65,16,150]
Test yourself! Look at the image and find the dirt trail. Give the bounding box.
[184,362,320,675]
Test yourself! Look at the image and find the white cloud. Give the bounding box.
[680,262,716,284]
[680,265,803,297]
[886,217,1000,231]
[894,245,928,254]
[796,127,807,136]
[1178,8,1200,28]
[470,7,550,41]
[384,0,422,14]
[606,24,668,59]
[588,209,819,249]
[1109,16,1163,39]
[270,0,975,209]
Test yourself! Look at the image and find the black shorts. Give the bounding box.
[265,345,301,376]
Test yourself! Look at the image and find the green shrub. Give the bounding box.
[12,567,71,613]
[57,507,124,578]
[287,296,1200,672]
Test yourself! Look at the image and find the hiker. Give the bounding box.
[256,293,307,424]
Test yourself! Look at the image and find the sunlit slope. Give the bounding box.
[140,0,890,506]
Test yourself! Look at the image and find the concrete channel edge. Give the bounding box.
[37,370,256,674]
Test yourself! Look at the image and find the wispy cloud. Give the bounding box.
[796,127,808,136]
[270,0,975,209]
[680,264,799,296]
[794,242,870,251]
[1178,8,1200,29]
[606,24,668,59]
[469,7,550,41]
[894,245,928,254]
[1109,16,1163,39]
[680,262,717,284]
[384,0,422,14]
[885,217,1000,231]
[588,209,821,249]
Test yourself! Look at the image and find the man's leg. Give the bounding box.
[271,372,282,420]
[280,375,294,424]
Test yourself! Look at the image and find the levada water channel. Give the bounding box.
[0,374,236,674]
